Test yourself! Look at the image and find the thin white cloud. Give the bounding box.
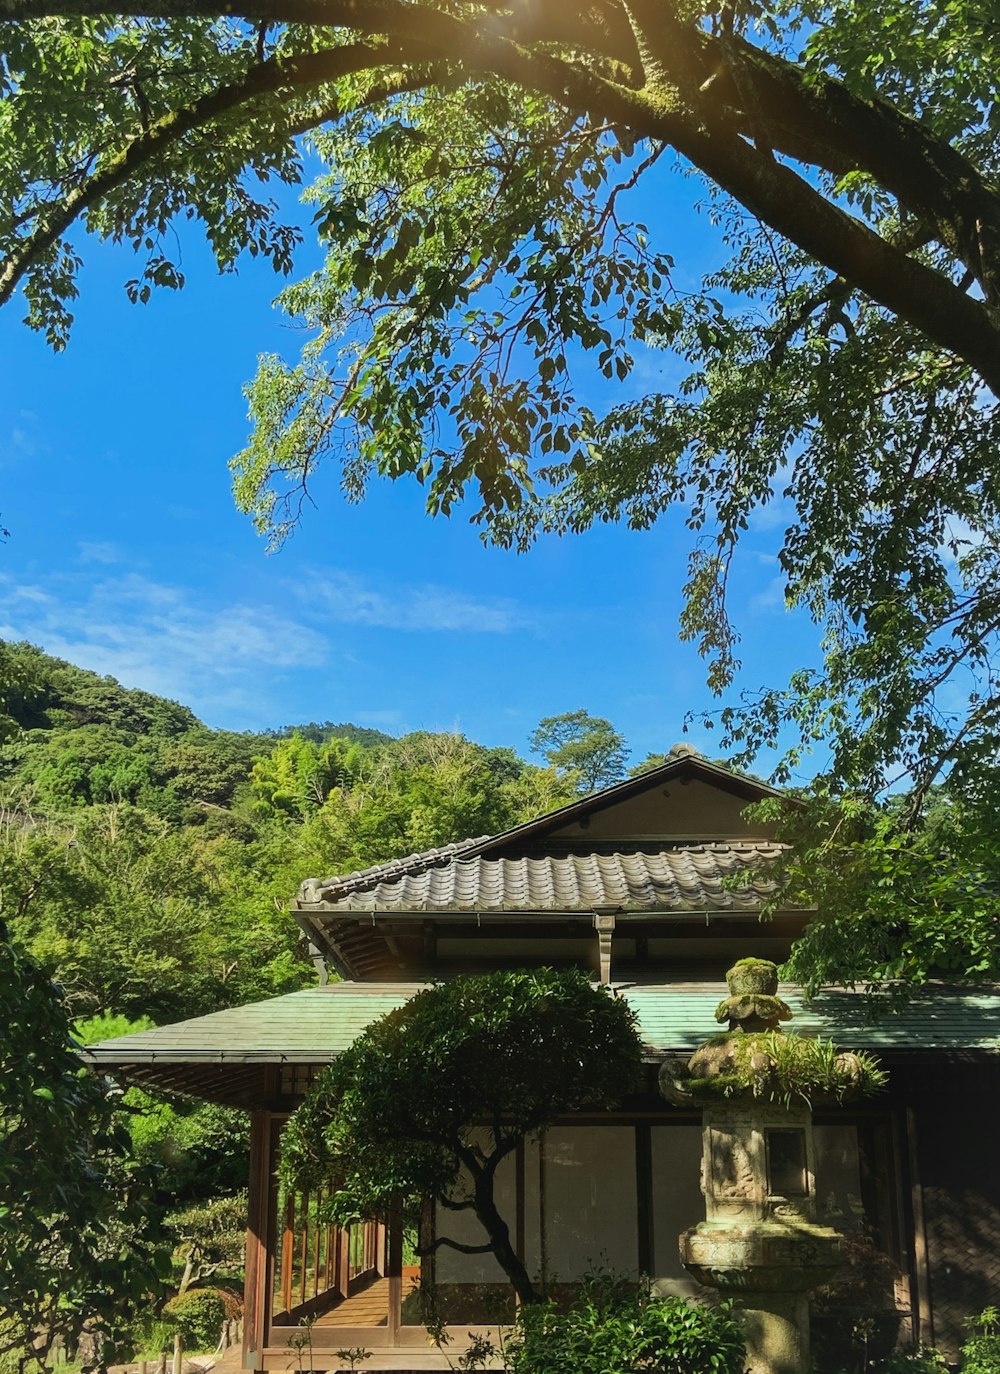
[0,561,531,729]
[78,541,125,565]
[302,571,529,633]
[0,411,46,465]
[0,570,330,713]
[749,575,788,614]
[941,516,990,573]
[748,495,795,535]
[0,581,53,606]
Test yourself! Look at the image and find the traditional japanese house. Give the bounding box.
[88,746,1000,1369]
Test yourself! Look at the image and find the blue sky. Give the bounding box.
[0,165,825,776]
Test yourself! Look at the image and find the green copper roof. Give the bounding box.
[625,985,1000,1052]
[86,980,1000,1070]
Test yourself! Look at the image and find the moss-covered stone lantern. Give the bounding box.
[660,959,885,1374]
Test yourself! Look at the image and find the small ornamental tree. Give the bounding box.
[280,967,643,1305]
[165,1192,249,1297]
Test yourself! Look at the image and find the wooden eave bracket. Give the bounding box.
[593,910,617,985]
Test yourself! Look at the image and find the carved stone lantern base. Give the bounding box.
[738,1294,811,1374]
[681,1217,844,1293]
[681,1218,843,1374]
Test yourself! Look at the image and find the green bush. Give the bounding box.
[963,1306,1000,1374]
[508,1277,745,1374]
[878,1348,948,1374]
[162,1289,226,1350]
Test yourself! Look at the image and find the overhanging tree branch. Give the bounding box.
[405,15,1000,394]
[2,0,1000,394]
[415,1235,493,1256]
[0,41,444,308]
[624,0,1000,301]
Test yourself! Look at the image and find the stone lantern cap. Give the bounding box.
[715,958,793,1033]
[659,957,886,1108]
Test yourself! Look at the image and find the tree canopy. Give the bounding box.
[754,782,1000,996]
[279,967,643,1305]
[531,709,629,793]
[2,1,1000,804]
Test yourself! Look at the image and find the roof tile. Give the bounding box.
[301,846,783,915]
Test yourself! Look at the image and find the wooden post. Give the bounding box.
[313,1190,323,1299]
[387,1210,403,1342]
[375,1219,387,1279]
[337,1225,351,1299]
[635,1124,654,1277]
[243,1108,272,1369]
[156,1348,168,1374]
[280,1192,295,1315]
[171,1332,183,1374]
[906,1107,934,1347]
[538,1129,548,1292]
[515,1141,526,1265]
[139,1361,148,1374]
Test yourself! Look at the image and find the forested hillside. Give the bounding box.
[0,640,594,1279]
[0,639,586,1024]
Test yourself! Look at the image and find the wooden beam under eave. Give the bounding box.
[593,912,616,985]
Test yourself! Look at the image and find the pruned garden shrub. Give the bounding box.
[811,1231,900,1374]
[162,1289,226,1349]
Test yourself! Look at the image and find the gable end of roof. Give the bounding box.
[296,751,783,909]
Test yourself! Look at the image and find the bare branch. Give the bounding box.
[436,1194,476,1212]
[415,1235,493,1256]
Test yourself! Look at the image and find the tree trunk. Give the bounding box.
[176,1253,195,1298]
[472,1173,539,1306]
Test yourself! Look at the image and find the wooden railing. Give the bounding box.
[273,1187,386,1321]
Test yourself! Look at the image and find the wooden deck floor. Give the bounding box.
[325,1355,503,1371]
[312,1278,390,1327]
[277,1273,511,1367]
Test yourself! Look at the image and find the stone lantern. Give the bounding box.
[660,958,878,1374]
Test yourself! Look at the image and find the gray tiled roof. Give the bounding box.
[86,980,1000,1068]
[298,843,786,914]
[296,751,785,912]
[300,838,492,906]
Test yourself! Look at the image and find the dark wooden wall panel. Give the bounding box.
[905,1060,1000,1357]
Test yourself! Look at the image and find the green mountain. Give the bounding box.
[0,641,390,821]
